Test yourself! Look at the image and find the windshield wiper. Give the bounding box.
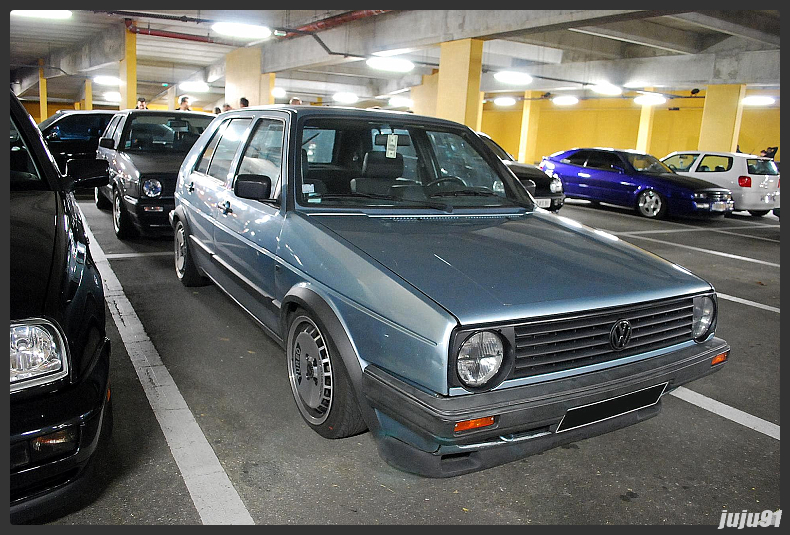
[316,193,453,213]
[429,188,502,198]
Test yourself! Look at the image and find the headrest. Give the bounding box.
[362,151,403,179]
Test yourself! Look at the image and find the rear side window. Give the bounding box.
[747,159,779,175]
[562,150,591,166]
[663,153,699,172]
[44,113,111,140]
[696,155,732,172]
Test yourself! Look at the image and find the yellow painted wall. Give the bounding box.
[479,105,523,156]
[412,72,439,118]
[739,108,781,161]
[648,97,705,158]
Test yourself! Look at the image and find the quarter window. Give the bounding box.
[663,153,699,172]
[696,155,732,172]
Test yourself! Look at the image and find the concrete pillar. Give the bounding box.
[260,73,276,105]
[119,27,137,110]
[225,47,262,107]
[166,86,178,109]
[436,38,483,127]
[83,79,93,111]
[635,87,656,153]
[698,84,745,153]
[38,59,48,123]
[517,91,542,164]
[475,91,485,132]
[411,71,439,117]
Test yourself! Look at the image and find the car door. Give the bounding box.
[554,149,594,198]
[214,115,287,331]
[180,118,251,276]
[581,150,633,206]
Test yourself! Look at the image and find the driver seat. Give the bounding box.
[350,151,403,195]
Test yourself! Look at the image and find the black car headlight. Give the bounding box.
[692,295,717,342]
[142,178,162,198]
[10,319,69,392]
[550,176,563,193]
[456,331,504,387]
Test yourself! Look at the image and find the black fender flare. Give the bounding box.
[170,203,188,231]
[280,286,381,433]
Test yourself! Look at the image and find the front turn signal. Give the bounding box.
[454,416,496,433]
[711,351,729,366]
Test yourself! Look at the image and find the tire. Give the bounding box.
[286,309,367,439]
[636,189,667,219]
[748,210,770,217]
[112,188,137,239]
[174,219,209,286]
[95,187,111,209]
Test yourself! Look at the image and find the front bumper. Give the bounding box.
[534,192,565,211]
[10,337,111,523]
[362,336,729,477]
[125,194,175,234]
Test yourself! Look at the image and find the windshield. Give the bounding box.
[121,113,213,152]
[623,152,674,174]
[296,117,532,211]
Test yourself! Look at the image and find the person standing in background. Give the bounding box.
[239,97,249,108]
[136,97,148,109]
[222,103,233,112]
[289,97,302,105]
[178,96,191,111]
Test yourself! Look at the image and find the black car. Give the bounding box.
[95,109,214,238]
[38,109,115,174]
[10,91,112,523]
[478,132,565,212]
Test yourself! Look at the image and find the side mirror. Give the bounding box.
[64,159,109,192]
[98,137,115,149]
[234,174,272,201]
[519,178,537,196]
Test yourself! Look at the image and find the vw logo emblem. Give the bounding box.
[609,319,632,350]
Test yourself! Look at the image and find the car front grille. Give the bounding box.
[701,190,731,201]
[509,296,695,379]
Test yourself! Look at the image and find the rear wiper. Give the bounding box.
[317,193,453,213]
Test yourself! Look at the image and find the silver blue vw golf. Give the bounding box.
[171,105,729,477]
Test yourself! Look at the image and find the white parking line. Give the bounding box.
[717,293,780,313]
[105,251,173,259]
[669,387,780,440]
[616,234,780,267]
[82,215,255,525]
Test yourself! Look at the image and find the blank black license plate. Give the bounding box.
[556,382,668,433]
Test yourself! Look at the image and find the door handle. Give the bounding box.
[217,200,232,214]
[187,181,195,193]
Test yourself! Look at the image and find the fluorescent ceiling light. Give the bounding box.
[388,96,413,108]
[493,97,516,107]
[624,81,650,89]
[271,87,286,99]
[211,22,272,39]
[93,76,121,86]
[366,56,415,73]
[634,93,666,106]
[590,83,622,96]
[494,71,533,85]
[179,81,209,92]
[552,95,579,106]
[333,92,359,104]
[372,48,417,57]
[103,92,122,103]
[742,95,775,106]
[11,10,72,19]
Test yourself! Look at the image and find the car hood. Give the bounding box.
[641,171,726,191]
[120,151,185,175]
[310,211,711,325]
[503,160,550,185]
[10,191,58,320]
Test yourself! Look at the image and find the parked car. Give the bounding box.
[95,109,214,238]
[540,147,734,219]
[38,109,115,174]
[10,91,112,522]
[661,150,780,217]
[171,106,730,477]
[478,132,564,211]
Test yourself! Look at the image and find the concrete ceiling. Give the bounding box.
[9,10,780,110]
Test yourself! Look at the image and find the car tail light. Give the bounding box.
[738,176,752,187]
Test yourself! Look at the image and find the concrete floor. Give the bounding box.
[41,198,779,525]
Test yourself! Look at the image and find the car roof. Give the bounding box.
[115,109,215,117]
[218,104,467,129]
[664,150,766,159]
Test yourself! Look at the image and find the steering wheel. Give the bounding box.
[424,176,466,191]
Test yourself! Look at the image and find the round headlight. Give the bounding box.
[456,331,504,388]
[10,321,68,391]
[143,178,162,198]
[550,176,563,193]
[692,295,716,341]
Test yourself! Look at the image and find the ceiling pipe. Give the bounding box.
[279,10,392,39]
[124,19,237,46]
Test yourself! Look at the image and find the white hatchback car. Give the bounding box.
[661,151,779,216]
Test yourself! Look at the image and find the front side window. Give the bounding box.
[43,113,111,141]
[121,113,213,152]
[696,155,732,173]
[584,151,623,170]
[237,118,284,197]
[562,150,592,166]
[205,119,252,182]
[10,116,45,190]
[663,153,699,172]
[623,153,673,173]
[294,117,532,211]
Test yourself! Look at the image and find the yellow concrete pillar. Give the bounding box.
[635,87,656,153]
[475,91,485,132]
[411,71,439,117]
[436,39,483,127]
[698,84,745,153]
[119,27,137,110]
[517,91,542,164]
[84,79,93,111]
[314,96,323,106]
[225,47,262,107]
[166,86,178,109]
[38,59,48,123]
[260,73,276,105]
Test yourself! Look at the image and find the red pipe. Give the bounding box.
[281,10,392,38]
[125,19,231,45]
